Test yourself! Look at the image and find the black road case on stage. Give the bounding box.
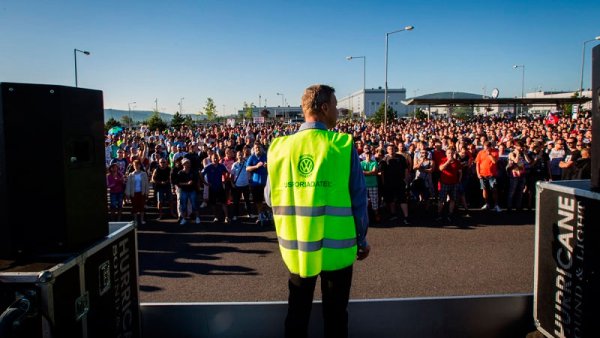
[534,180,600,338]
[0,223,140,338]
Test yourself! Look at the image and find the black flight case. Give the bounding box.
[0,223,140,338]
[534,180,600,338]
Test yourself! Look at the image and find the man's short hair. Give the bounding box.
[302,84,335,116]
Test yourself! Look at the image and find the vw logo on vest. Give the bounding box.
[298,155,315,177]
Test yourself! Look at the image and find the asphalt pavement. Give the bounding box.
[134,204,535,303]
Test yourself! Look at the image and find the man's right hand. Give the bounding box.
[357,244,371,260]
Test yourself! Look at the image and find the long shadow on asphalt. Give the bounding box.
[137,217,276,281]
[369,207,535,229]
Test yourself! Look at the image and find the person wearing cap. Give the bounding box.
[361,147,381,223]
[110,148,129,178]
[202,153,230,223]
[175,158,202,225]
[105,139,113,168]
[544,140,554,155]
[265,84,369,338]
[246,143,269,224]
[173,144,187,164]
[475,141,501,212]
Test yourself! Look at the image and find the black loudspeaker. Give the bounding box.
[0,83,108,258]
[591,45,600,191]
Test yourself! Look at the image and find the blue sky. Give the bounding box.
[1,0,599,115]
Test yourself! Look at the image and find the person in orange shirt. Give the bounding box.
[475,141,501,212]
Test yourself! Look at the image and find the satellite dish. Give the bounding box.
[491,88,499,99]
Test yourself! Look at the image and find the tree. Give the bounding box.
[204,98,217,121]
[196,110,206,123]
[560,103,573,116]
[171,112,185,129]
[453,106,474,120]
[370,103,395,124]
[414,108,427,120]
[243,102,254,119]
[120,115,133,129]
[260,109,270,119]
[558,92,579,117]
[146,110,167,131]
[183,115,194,127]
[105,117,121,132]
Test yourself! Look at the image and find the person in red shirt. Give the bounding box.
[431,139,446,200]
[544,111,560,125]
[475,141,501,212]
[437,147,462,221]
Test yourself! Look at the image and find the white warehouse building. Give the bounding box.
[337,88,409,118]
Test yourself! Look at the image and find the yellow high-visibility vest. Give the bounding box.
[268,128,357,277]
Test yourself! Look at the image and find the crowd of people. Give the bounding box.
[104,112,593,225]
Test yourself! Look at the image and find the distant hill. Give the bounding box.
[104,109,207,123]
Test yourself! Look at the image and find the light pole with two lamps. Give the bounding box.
[128,101,136,129]
[276,92,285,107]
[74,48,90,87]
[384,25,414,127]
[346,55,366,118]
[178,97,185,114]
[579,36,600,97]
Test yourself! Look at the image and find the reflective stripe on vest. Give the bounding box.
[278,237,357,251]
[268,128,357,277]
[272,205,353,217]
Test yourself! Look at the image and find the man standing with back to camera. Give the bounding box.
[265,84,370,338]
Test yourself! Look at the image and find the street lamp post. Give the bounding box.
[346,56,366,118]
[513,64,525,116]
[74,48,90,87]
[412,89,420,116]
[178,97,184,114]
[384,25,414,127]
[276,92,285,107]
[579,36,600,97]
[276,92,285,119]
[513,65,525,98]
[128,101,136,129]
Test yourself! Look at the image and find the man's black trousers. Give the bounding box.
[285,265,353,338]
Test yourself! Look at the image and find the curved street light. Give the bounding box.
[579,36,600,97]
[346,56,366,118]
[513,65,525,116]
[384,25,414,127]
[513,65,525,98]
[74,48,90,87]
[276,92,285,107]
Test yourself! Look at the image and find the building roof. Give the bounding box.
[408,92,484,100]
[402,97,590,106]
